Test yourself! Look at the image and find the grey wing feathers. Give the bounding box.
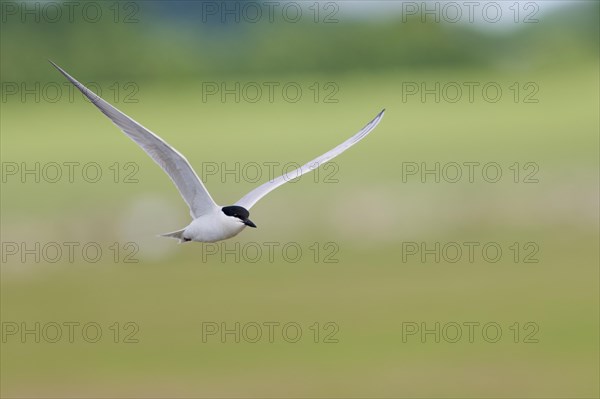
[235,109,385,210]
[50,61,217,218]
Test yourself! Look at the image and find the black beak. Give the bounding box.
[244,219,257,228]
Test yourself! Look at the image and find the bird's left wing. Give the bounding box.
[50,61,218,219]
[235,109,385,210]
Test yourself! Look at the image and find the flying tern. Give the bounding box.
[50,61,385,243]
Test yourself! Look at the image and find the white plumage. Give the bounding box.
[50,61,385,243]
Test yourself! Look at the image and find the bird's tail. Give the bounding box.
[159,228,189,243]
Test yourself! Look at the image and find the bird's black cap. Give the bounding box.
[222,206,250,219]
[222,206,256,228]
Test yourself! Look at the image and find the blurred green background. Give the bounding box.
[1,1,598,397]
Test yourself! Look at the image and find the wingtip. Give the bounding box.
[48,60,79,86]
[48,59,65,74]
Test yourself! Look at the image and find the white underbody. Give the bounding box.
[182,207,247,243]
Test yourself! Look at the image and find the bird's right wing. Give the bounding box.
[235,109,385,210]
[50,61,217,219]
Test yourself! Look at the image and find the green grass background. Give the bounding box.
[2,64,598,398]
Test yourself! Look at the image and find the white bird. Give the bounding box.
[50,61,385,243]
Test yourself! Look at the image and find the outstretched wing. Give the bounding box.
[50,61,217,219]
[235,109,385,210]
